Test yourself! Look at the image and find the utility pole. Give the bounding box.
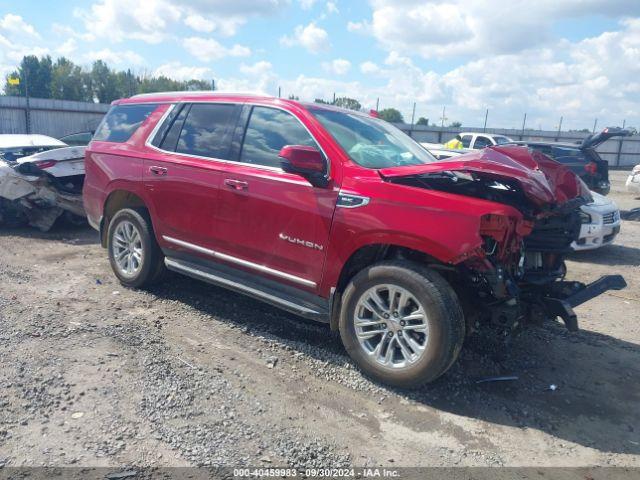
[592,118,598,134]
[332,92,336,104]
[622,119,626,129]
[556,116,563,141]
[278,86,281,98]
[483,109,488,132]
[375,97,379,111]
[24,67,31,134]
[520,112,527,138]
[440,106,447,128]
[211,79,216,91]
[409,102,416,138]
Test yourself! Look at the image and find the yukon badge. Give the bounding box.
[279,233,324,251]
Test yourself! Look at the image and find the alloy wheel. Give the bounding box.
[354,284,429,369]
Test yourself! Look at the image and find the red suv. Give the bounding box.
[84,92,625,388]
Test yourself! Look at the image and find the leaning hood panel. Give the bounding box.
[379,145,585,208]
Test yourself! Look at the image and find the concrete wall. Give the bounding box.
[0,96,109,138]
[397,124,640,168]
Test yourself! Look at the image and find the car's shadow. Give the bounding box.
[147,273,640,456]
[567,243,640,267]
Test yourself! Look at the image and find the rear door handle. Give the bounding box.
[149,166,168,176]
[224,178,248,190]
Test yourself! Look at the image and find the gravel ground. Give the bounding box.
[0,171,638,469]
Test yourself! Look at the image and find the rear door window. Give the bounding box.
[175,103,239,160]
[239,106,318,168]
[550,146,587,164]
[94,104,158,143]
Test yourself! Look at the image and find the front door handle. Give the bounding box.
[224,179,249,190]
[149,166,168,176]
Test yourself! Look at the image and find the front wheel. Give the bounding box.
[107,208,166,288]
[339,261,465,388]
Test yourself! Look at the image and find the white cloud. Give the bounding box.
[326,2,339,14]
[73,0,289,43]
[183,37,251,62]
[240,60,273,76]
[0,14,40,39]
[322,58,351,75]
[83,48,145,65]
[56,39,78,57]
[360,61,379,74]
[280,22,329,54]
[184,14,216,33]
[365,0,640,58]
[298,0,318,9]
[154,61,212,81]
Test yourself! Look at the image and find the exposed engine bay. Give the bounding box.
[383,145,627,335]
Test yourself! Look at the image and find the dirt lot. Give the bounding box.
[0,170,639,470]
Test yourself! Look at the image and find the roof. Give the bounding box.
[118,91,274,105]
[115,91,369,116]
[0,134,66,149]
[459,132,512,137]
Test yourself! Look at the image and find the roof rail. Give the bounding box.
[129,90,270,99]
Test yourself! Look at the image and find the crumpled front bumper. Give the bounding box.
[540,275,627,331]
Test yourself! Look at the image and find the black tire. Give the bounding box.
[339,260,465,388]
[107,208,166,288]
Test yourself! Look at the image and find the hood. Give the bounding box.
[379,145,591,211]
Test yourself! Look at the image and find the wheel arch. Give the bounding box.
[329,242,451,331]
[100,190,148,247]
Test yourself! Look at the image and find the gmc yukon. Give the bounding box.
[83,92,626,388]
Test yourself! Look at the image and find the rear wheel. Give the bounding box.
[339,261,464,388]
[107,208,166,288]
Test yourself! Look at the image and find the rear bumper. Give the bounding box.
[540,275,627,331]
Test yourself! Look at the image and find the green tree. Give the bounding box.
[4,55,53,98]
[378,108,404,123]
[449,121,462,127]
[91,60,121,103]
[287,94,299,100]
[51,57,90,101]
[416,117,429,126]
[333,96,361,111]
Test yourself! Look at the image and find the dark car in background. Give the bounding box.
[510,128,633,195]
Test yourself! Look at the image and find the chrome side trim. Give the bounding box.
[162,235,317,288]
[165,258,320,316]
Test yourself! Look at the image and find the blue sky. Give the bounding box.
[0,0,639,130]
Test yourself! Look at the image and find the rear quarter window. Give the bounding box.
[93,104,158,143]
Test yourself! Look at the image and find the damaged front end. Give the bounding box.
[382,145,626,334]
[0,159,85,231]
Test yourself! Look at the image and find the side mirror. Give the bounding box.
[279,145,328,187]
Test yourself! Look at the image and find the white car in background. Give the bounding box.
[459,132,513,149]
[626,165,640,194]
[0,134,66,164]
[572,192,621,251]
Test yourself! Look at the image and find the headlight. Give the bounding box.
[579,211,592,224]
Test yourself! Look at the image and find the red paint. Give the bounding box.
[84,93,585,299]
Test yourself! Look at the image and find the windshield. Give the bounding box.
[310,108,436,168]
[493,136,513,145]
[0,145,61,163]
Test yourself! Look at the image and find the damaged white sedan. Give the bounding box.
[0,146,86,231]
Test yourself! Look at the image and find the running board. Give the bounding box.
[164,257,330,322]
